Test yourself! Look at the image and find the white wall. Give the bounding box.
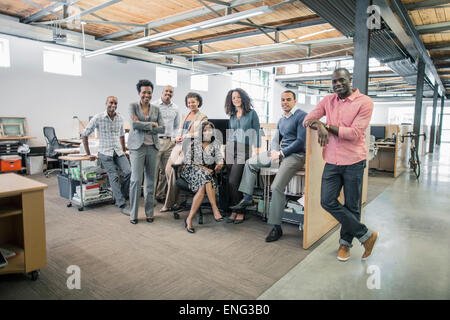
[0,34,232,146]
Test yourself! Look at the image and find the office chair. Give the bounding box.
[172,163,225,224]
[43,126,71,177]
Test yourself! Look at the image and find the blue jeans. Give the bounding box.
[320,160,371,247]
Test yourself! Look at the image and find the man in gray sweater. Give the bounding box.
[230,90,307,242]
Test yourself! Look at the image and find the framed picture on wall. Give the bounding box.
[1,123,24,137]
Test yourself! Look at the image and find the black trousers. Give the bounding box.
[226,141,251,211]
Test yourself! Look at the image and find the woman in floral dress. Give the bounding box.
[181,121,224,233]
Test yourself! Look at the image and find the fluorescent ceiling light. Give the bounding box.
[284,28,336,44]
[84,6,271,58]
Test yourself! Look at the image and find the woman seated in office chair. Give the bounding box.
[182,121,224,234]
[161,92,208,214]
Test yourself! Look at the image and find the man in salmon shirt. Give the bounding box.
[303,68,378,262]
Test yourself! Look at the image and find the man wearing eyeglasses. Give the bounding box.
[82,96,131,214]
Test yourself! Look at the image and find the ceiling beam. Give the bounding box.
[31,0,122,25]
[203,0,231,5]
[80,19,143,28]
[21,0,80,24]
[186,37,352,61]
[426,41,450,50]
[404,0,450,11]
[150,17,326,52]
[416,22,450,34]
[96,0,261,41]
[435,61,450,68]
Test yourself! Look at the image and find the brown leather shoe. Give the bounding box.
[337,245,350,262]
[362,232,379,261]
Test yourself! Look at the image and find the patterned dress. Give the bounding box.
[180,139,223,193]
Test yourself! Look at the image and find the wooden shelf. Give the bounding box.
[0,245,25,275]
[0,205,22,219]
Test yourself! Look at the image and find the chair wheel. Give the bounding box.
[173,212,180,220]
[67,203,72,207]
[78,207,84,211]
[30,270,40,281]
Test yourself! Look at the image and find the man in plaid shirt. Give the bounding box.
[82,96,131,213]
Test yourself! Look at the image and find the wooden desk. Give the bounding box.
[55,148,80,155]
[0,173,47,280]
[59,139,82,145]
[0,136,36,141]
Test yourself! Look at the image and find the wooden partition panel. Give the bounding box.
[362,127,370,204]
[303,128,338,249]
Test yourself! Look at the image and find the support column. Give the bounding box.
[437,95,445,145]
[353,0,371,94]
[354,0,371,206]
[413,57,425,150]
[428,84,439,153]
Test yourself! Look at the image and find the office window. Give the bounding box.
[156,66,177,87]
[302,63,317,72]
[340,59,354,69]
[388,107,414,124]
[284,64,298,74]
[298,93,306,104]
[231,69,271,123]
[0,38,11,68]
[43,47,81,76]
[190,74,208,91]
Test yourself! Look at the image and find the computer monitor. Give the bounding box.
[370,126,386,141]
[208,119,229,144]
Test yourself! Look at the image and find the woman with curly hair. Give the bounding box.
[224,88,261,224]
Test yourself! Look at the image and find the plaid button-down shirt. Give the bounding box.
[82,111,125,157]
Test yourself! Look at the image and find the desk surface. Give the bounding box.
[260,167,305,176]
[0,136,36,141]
[375,141,396,145]
[59,138,82,144]
[59,154,90,161]
[55,148,80,154]
[0,173,47,196]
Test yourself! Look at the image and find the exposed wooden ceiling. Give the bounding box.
[0,0,449,96]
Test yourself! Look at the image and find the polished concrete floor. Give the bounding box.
[258,144,450,300]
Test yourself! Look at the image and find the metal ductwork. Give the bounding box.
[300,0,406,63]
[387,59,434,97]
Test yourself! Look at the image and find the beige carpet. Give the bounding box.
[0,173,392,299]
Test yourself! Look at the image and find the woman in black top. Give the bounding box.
[224,88,261,224]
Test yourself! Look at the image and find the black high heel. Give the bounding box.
[184,219,195,233]
[234,215,245,224]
